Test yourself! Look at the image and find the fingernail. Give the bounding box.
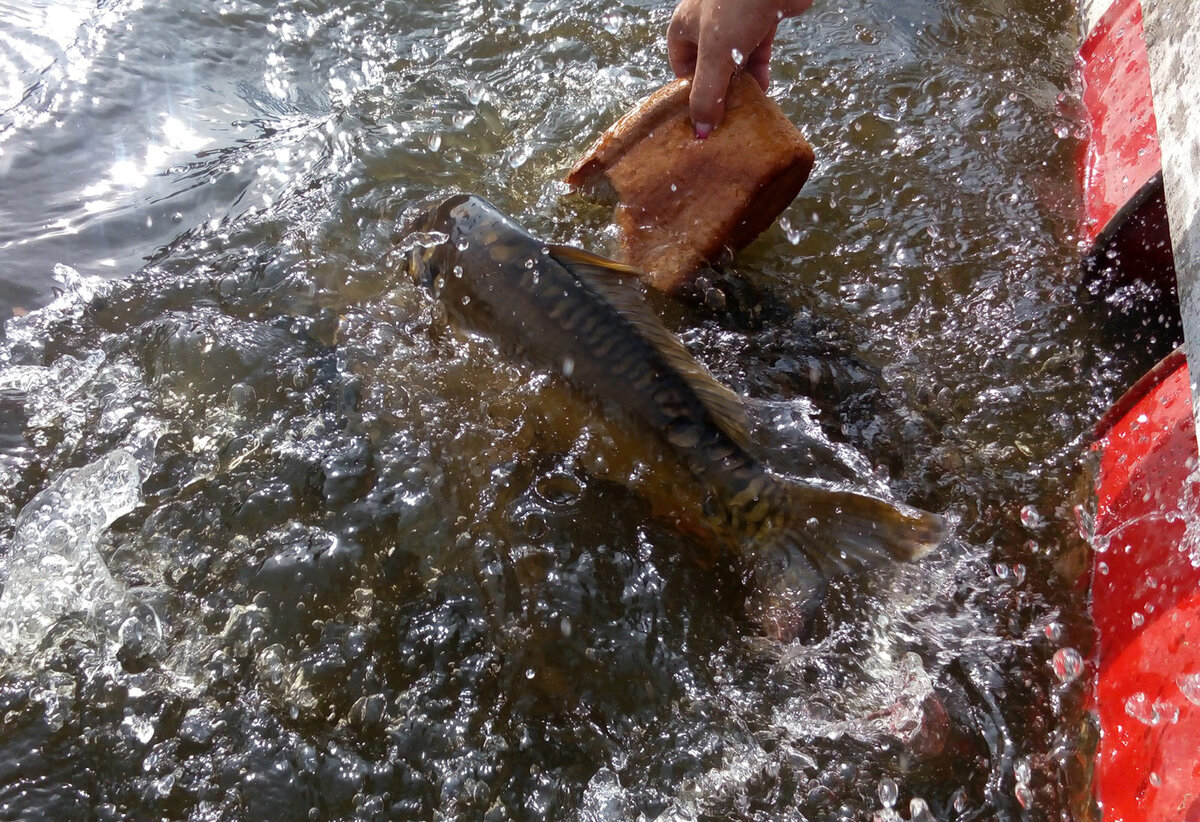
[694,122,713,139]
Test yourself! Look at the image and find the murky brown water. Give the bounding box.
[0,0,1179,819]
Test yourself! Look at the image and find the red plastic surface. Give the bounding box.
[1078,0,1161,246]
[1096,593,1200,822]
[1092,354,1200,821]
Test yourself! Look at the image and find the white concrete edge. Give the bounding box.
[1080,0,1114,37]
[1142,0,1200,455]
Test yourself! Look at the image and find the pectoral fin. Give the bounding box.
[546,244,644,277]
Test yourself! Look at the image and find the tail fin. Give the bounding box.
[746,483,943,641]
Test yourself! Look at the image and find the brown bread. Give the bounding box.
[567,73,815,292]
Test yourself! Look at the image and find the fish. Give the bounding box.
[401,194,943,640]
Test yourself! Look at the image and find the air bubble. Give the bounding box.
[877,777,898,808]
[1051,648,1083,684]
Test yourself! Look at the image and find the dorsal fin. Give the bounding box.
[548,244,751,450]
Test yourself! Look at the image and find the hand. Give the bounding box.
[667,0,812,137]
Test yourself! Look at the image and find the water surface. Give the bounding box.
[0,0,1170,819]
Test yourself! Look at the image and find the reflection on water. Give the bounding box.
[0,0,1165,819]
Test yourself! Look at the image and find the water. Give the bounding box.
[0,0,1173,819]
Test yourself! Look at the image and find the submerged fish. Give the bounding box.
[402,194,942,639]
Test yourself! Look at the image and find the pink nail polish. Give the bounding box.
[694,122,713,139]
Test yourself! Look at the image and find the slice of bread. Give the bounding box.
[567,74,815,292]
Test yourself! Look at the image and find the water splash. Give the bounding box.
[0,448,141,659]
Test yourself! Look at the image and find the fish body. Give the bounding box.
[404,194,942,639]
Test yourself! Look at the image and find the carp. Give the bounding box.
[402,194,942,639]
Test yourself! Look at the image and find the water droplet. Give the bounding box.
[1013,756,1033,808]
[562,357,575,377]
[730,47,745,65]
[1131,611,1145,629]
[1051,647,1083,683]
[878,776,898,808]
[1150,771,1162,787]
[909,797,935,822]
[1177,672,1200,705]
[601,10,624,34]
[461,295,471,305]
[1019,505,1040,528]
[453,264,464,278]
[426,133,442,152]
[1054,124,1070,139]
[1124,691,1161,725]
[779,216,802,245]
[507,143,532,168]
[467,80,487,105]
[896,134,920,156]
[171,212,183,223]
[452,111,476,129]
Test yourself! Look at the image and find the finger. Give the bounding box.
[667,6,699,79]
[668,34,698,79]
[689,37,736,136]
[745,28,775,90]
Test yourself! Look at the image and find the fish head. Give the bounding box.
[399,194,502,287]
[399,205,450,289]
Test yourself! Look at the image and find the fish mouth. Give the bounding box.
[394,205,447,286]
